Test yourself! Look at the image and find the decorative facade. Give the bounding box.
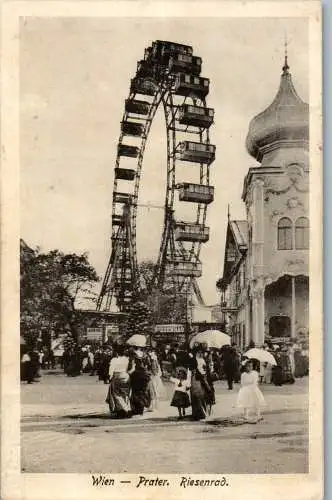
[219,55,309,348]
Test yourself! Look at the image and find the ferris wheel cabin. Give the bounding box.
[169,260,203,278]
[175,222,210,242]
[178,141,216,164]
[178,183,214,204]
[136,60,156,80]
[168,54,202,76]
[113,192,132,204]
[125,99,150,115]
[174,74,209,98]
[112,214,123,226]
[146,41,193,64]
[121,120,144,137]
[178,104,214,128]
[115,167,136,181]
[130,78,156,96]
[118,144,140,158]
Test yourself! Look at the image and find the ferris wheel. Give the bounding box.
[97,40,215,313]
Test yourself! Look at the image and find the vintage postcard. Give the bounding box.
[1,1,323,499]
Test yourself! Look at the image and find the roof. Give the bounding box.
[230,220,248,248]
[20,239,35,256]
[220,219,248,287]
[246,59,309,162]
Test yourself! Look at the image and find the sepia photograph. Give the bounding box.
[0,1,323,499]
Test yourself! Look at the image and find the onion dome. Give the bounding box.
[246,55,309,163]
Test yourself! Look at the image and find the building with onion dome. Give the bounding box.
[219,54,309,349]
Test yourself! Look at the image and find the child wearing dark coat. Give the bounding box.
[170,368,191,419]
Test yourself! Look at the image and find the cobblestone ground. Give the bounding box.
[21,371,308,474]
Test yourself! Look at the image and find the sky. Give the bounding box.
[20,16,309,306]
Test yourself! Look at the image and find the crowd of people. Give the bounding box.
[100,343,217,420]
[21,338,309,422]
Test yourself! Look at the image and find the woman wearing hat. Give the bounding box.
[189,344,215,421]
[129,351,151,416]
[106,344,131,418]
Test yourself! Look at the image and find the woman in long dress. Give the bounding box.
[147,350,164,411]
[237,360,265,423]
[99,346,113,384]
[190,346,215,421]
[280,347,295,384]
[21,350,34,383]
[106,345,131,418]
[130,355,151,415]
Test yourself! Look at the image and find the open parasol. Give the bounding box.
[189,330,231,349]
[126,334,147,348]
[245,348,277,366]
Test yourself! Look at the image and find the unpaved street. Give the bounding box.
[21,372,308,474]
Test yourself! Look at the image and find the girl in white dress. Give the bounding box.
[237,360,265,423]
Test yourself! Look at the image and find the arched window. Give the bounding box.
[295,217,309,249]
[278,217,293,250]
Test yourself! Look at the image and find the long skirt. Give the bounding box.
[131,388,151,415]
[149,375,165,401]
[190,372,214,420]
[106,372,131,417]
[130,370,151,415]
[272,365,283,386]
[21,361,34,383]
[294,352,306,377]
[280,353,295,384]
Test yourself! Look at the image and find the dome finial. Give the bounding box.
[282,34,290,74]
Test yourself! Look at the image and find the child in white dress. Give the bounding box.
[237,360,265,423]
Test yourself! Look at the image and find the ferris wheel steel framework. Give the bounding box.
[97,41,215,314]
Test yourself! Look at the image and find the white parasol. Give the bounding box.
[245,348,277,366]
[126,334,147,348]
[189,330,231,349]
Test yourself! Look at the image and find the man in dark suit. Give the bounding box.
[222,344,238,390]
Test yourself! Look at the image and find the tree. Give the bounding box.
[137,260,188,325]
[126,300,152,337]
[20,244,99,347]
[137,259,155,295]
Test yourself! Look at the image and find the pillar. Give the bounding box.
[257,286,265,346]
[252,179,264,277]
[247,177,265,346]
[291,276,296,339]
[252,295,259,345]
[245,301,251,348]
[252,286,265,347]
